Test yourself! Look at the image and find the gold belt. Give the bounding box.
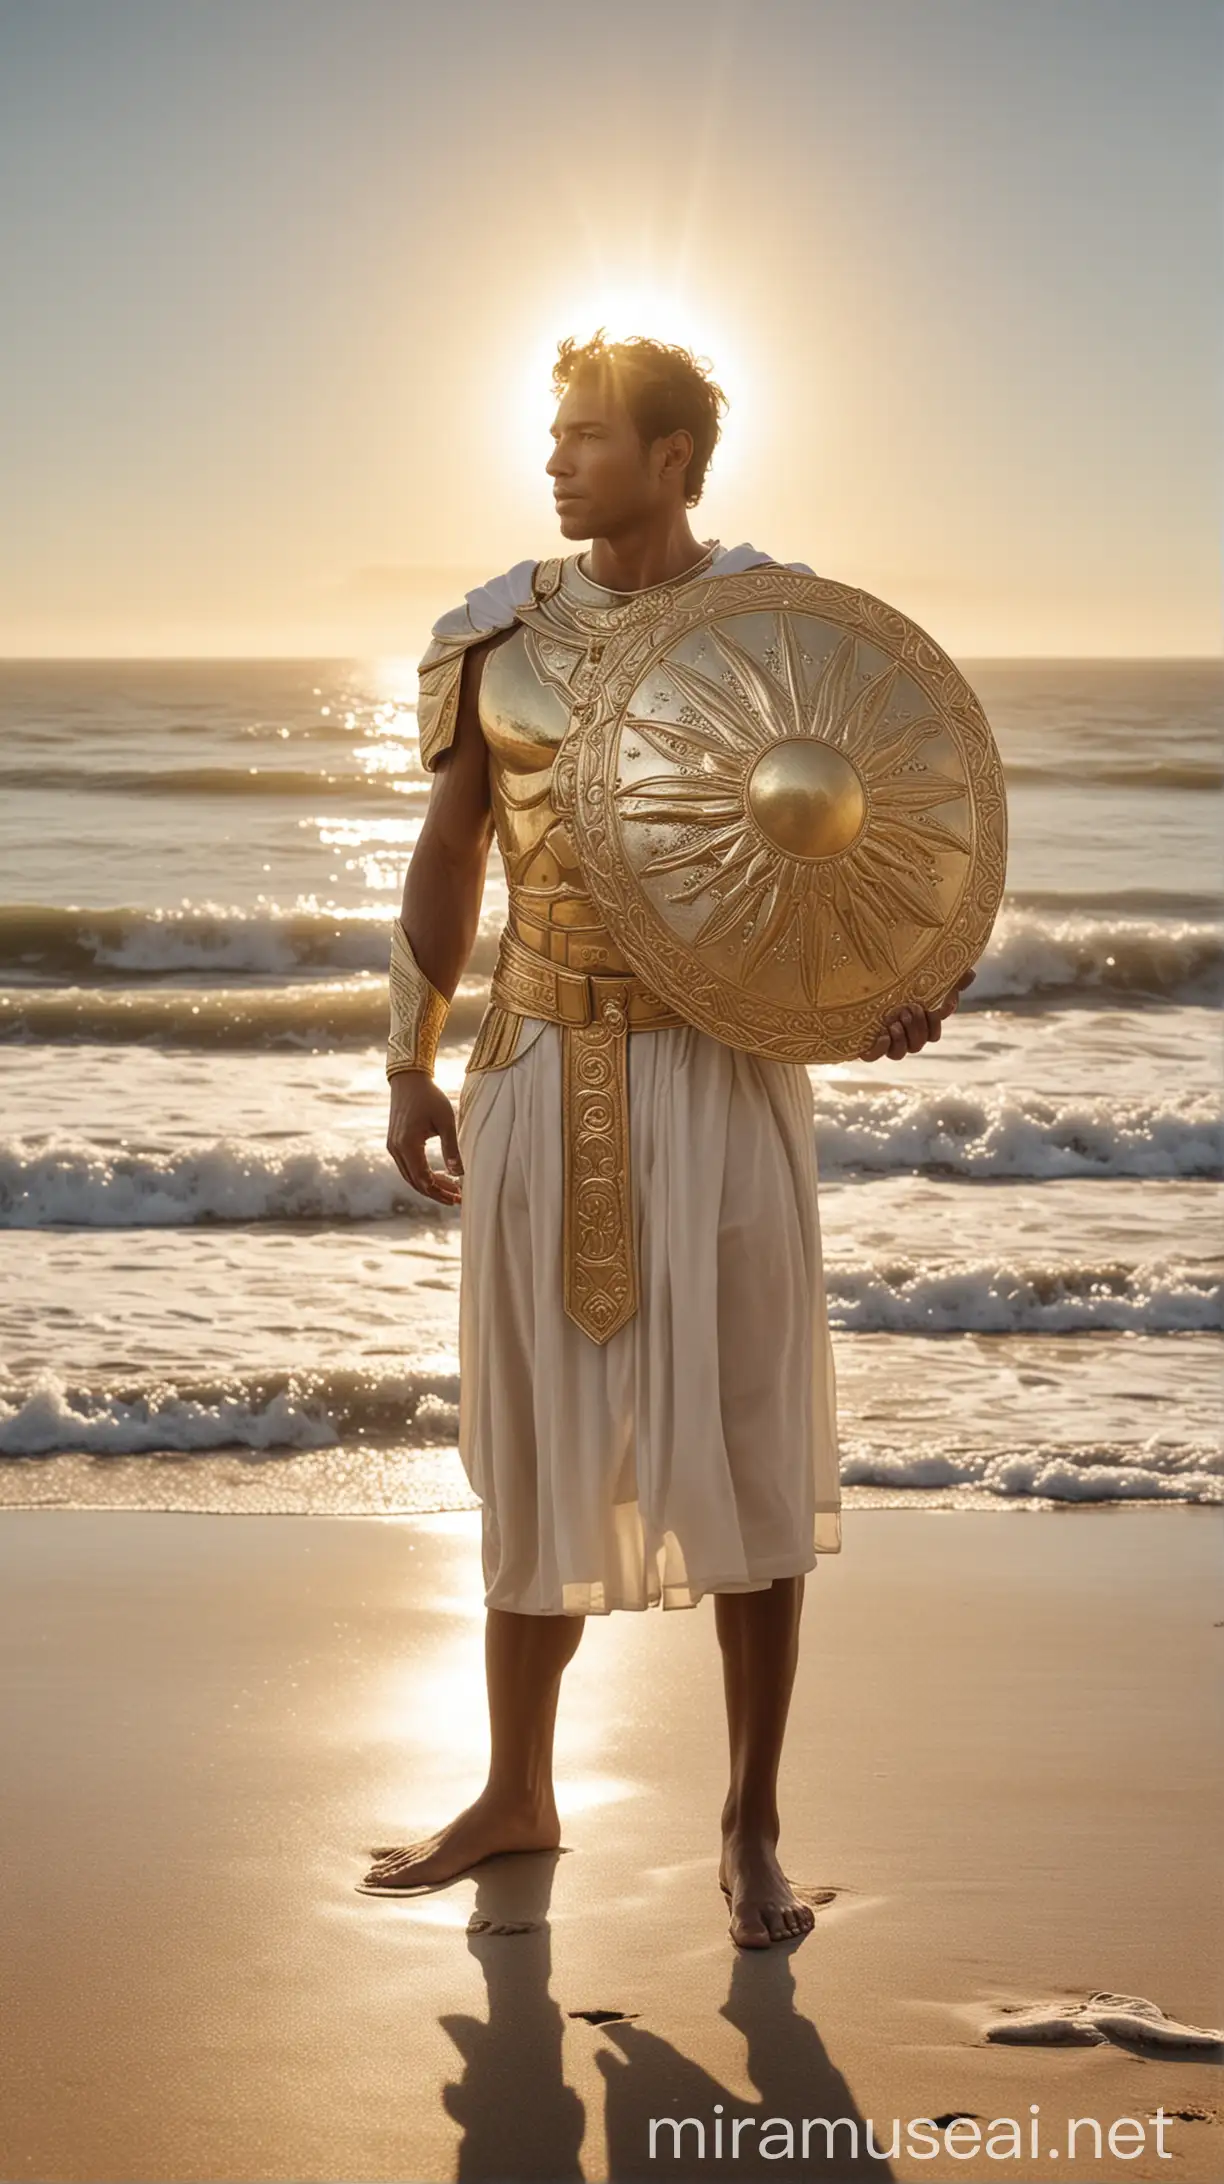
[489,923,686,1344]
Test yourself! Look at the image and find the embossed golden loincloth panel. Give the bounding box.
[480,922,686,1344]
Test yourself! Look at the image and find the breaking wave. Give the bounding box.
[1,1372,1218,1505]
[832,1259,1219,1333]
[967,907,1221,1005]
[0,904,500,985]
[1,1093,1217,1232]
[0,902,1217,1017]
[0,1135,454,1226]
[838,1436,1222,1505]
[2,899,1215,1017]
[0,1368,458,1457]
[811,1084,1221,1179]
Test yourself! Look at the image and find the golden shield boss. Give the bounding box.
[553,568,1007,1062]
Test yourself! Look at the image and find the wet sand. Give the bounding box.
[0,1506,1220,2181]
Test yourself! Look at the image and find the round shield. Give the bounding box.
[553,567,1007,1062]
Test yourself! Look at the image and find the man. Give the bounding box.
[363,334,971,1947]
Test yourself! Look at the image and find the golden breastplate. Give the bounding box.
[461,548,720,1344]
[478,618,635,973]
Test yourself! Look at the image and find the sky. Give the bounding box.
[0,0,1220,659]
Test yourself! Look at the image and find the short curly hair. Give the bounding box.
[551,331,728,506]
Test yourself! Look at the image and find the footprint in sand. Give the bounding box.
[794,1886,841,1911]
[985,1991,1224,2053]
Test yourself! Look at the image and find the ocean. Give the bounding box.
[0,654,1220,1516]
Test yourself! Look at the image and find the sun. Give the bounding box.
[511,283,752,497]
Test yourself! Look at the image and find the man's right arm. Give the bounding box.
[385,635,506,1206]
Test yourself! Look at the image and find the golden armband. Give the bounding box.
[387,919,449,1079]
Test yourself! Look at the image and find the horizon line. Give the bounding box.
[1,651,1221,667]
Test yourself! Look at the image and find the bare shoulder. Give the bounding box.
[449,627,515,746]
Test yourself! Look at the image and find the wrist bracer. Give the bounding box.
[387,919,449,1079]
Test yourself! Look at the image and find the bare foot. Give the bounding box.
[719,1829,817,1948]
[359,1788,560,1894]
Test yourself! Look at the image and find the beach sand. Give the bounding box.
[1,1506,1220,2182]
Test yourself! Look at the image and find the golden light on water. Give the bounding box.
[355,741,417,780]
[373,659,420,709]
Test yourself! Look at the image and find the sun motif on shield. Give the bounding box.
[611,614,971,1004]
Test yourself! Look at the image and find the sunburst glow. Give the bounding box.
[512,282,754,501]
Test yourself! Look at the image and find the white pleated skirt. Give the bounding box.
[455,1016,842,1616]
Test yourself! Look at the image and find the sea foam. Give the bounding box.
[0,1089,1219,1236]
[0,1368,460,1457]
[0,902,1218,1008]
[1,1371,1218,1503]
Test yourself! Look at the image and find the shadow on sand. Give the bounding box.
[440,1851,585,2181]
[439,1855,893,2182]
